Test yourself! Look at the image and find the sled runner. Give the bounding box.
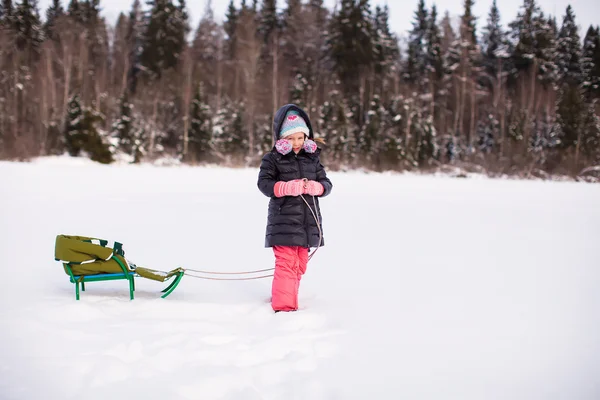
[55,234,184,300]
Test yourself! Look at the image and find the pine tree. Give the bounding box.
[140,0,190,78]
[533,12,558,87]
[125,0,143,93]
[583,25,600,98]
[223,0,238,60]
[327,0,374,101]
[424,4,442,120]
[404,0,427,85]
[416,114,437,165]
[379,95,406,169]
[192,0,221,99]
[372,5,400,99]
[358,94,383,162]
[289,73,309,109]
[481,0,508,87]
[458,0,480,149]
[509,0,540,75]
[460,0,477,47]
[529,111,558,166]
[555,84,584,149]
[425,5,443,81]
[1,0,14,25]
[555,5,583,86]
[64,94,112,163]
[80,106,112,164]
[580,102,600,164]
[441,11,461,140]
[280,0,302,70]
[43,0,64,41]
[319,89,352,165]
[13,0,43,55]
[67,0,82,23]
[111,92,135,156]
[477,113,498,153]
[64,94,85,156]
[213,99,245,162]
[258,0,277,45]
[188,82,213,162]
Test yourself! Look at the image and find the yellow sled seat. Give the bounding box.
[55,235,184,300]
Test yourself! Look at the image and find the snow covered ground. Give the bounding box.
[1,156,599,400]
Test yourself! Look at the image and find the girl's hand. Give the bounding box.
[274,179,305,197]
[304,180,324,196]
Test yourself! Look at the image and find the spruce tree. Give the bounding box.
[424,3,443,120]
[509,0,540,74]
[580,102,600,164]
[80,106,112,164]
[13,0,43,55]
[1,0,14,25]
[583,26,600,98]
[192,0,220,99]
[258,0,277,45]
[481,0,508,87]
[111,92,134,156]
[64,94,112,163]
[425,5,443,81]
[555,84,584,149]
[67,0,82,23]
[416,115,437,165]
[213,99,245,162]
[555,5,583,86]
[223,0,238,60]
[64,94,85,157]
[280,0,302,70]
[404,0,428,85]
[125,0,143,93]
[327,0,374,101]
[188,82,213,162]
[533,12,558,87]
[289,73,309,109]
[44,0,64,41]
[140,0,190,78]
[358,94,383,161]
[372,5,400,99]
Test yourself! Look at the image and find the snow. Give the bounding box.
[1,156,599,400]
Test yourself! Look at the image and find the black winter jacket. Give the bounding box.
[257,104,333,248]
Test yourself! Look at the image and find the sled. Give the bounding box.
[54,234,184,300]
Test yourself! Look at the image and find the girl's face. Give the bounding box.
[286,132,306,153]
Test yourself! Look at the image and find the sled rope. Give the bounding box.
[182,189,322,281]
[300,187,323,261]
[184,267,274,275]
[182,266,274,281]
[184,272,274,281]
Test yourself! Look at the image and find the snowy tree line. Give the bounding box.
[0,0,599,176]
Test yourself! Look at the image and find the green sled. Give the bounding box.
[55,234,184,300]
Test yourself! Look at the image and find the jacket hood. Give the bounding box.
[272,104,314,144]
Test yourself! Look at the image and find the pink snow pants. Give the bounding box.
[271,246,309,312]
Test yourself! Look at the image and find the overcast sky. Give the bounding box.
[38,0,599,40]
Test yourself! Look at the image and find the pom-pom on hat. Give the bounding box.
[279,110,309,138]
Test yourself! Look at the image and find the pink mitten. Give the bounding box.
[274,180,305,197]
[304,180,324,196]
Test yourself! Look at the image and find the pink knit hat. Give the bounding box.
[279,110,310,138]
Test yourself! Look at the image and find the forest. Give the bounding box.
[1,0,599,178]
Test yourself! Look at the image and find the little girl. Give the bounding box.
[257,104,333,312]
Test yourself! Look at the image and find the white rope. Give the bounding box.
[184,272,274,281]
[184,267,274,275]
[300,193,323,261]
[181,190,322,281]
